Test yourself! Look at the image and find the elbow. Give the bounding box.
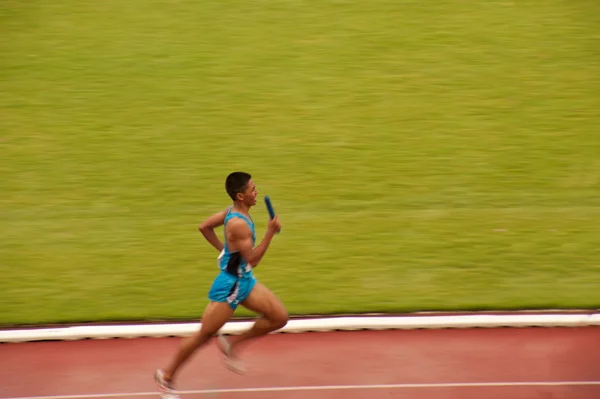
[246,257,257,267]
[198,223,209,233]
[246,255,260,267]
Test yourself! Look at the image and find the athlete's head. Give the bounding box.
[225,171,258,206]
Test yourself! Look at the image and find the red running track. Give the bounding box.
[1,327,599,399]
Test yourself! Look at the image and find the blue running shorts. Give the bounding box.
[208,271,257,310]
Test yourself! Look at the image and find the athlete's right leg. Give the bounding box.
[154,301,235,399]
[157,271,240,389]
[156,301,234,388]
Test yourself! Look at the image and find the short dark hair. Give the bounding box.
[225,172,252,201]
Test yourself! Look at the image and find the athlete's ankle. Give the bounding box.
[229,335,244,351]
[162,369,174,383]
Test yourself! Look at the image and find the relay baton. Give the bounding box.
[264,195,280,233]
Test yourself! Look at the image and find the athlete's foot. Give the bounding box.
[217,335,246,374]
[154,369,180,399]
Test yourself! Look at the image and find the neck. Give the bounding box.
[232,201,251,215]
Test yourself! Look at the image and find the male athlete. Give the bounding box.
[154,172,288,399]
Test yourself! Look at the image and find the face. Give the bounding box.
[237,179,258,206]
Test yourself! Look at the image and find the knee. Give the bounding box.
[272,308,288,330]
[191,331,212,347]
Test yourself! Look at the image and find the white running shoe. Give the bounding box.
[217,335,246,374]
[154,369,181,399]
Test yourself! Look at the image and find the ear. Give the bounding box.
[236,192,244,201]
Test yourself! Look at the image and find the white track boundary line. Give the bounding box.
[1,313,599,343]
[5,381,600,399]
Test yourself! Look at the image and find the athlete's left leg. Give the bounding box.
[220,281,288,358]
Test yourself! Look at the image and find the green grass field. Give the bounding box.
[2,0,600,326]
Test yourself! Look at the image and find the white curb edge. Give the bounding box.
[1,313,599,343]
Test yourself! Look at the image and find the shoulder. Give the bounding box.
[199,207,231,229]
[211,207,232,219]
[226,217,252,236]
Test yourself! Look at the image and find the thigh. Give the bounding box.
[198,300,235,336]
[240,281,287,319]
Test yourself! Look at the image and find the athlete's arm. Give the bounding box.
[227,216,281,267]
[198,208,229,252]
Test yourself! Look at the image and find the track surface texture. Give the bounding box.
[1,327,599,399]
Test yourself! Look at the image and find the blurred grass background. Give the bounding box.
[1,0,599,326]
